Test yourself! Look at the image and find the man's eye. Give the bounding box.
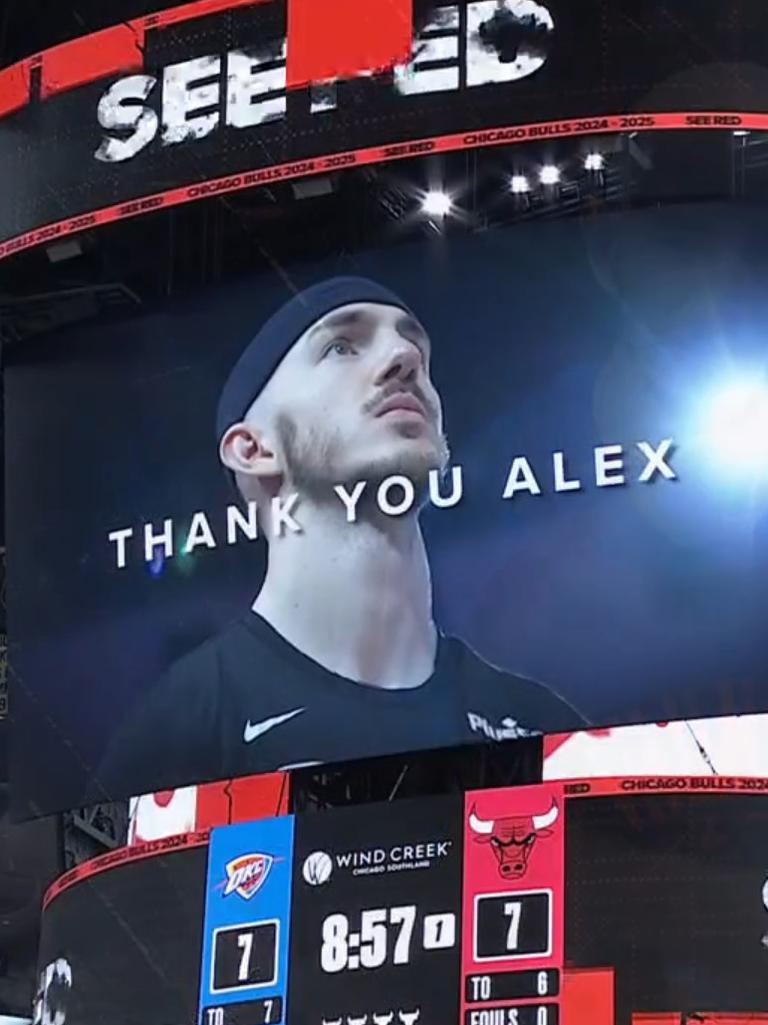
[324,339,357,357]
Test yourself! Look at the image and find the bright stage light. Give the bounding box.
[584,152,604,171]
[539,165,560,186]
[701,376,768,474]
[421,190,452,217]
[510,174,530,194]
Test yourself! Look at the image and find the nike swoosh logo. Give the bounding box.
[243,708,305,744]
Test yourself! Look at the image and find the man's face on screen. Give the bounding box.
[262,301,448,494]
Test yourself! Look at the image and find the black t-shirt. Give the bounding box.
[93,613,585,800]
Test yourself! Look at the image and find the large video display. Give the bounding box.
[7,200,768,816]
[37,777,768,1025]
[2,0,768,257]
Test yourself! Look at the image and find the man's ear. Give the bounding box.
[219,422,281,480]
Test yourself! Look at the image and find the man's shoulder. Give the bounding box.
[90,619,255,803]
[445,634,587,733]
[160,616,257,687]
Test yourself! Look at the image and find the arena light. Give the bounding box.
[510,174,530,194]
[421,190,453,218]
[539,165,560,186]
[584,152,605,171]
[700,374,768,476]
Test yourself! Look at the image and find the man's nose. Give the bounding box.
[374,337,420,386]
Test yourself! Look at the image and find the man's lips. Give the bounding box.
[374,392,428,419]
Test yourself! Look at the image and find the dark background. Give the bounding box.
[6,201,768,816]
[4,0,768,243]
[567,793,768,1020]
[36,846,207,1025]
[289,795,464,1022]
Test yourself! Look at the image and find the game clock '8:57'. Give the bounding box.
[320,905,456,973]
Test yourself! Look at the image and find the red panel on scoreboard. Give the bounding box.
[0,63,30,117]
[40,24,145,99]
[286,0,413,88]
[461,784,564,1025]
[634,1018,768,1024]
[561,968,614,1025]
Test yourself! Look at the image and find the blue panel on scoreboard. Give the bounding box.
[199,816,295,1025]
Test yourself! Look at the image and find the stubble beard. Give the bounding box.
[276,412,450,507]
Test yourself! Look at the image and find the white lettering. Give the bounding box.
[394,8,460,96]
[227,501,259,543]
[637,438,676,482]
[108,527,134,569]
[271,494,301,535]
[466,1,554,87]
[93,1,555,163]
[334,481,367,522]
[502,456,541,498]
[227,46,287,128]
[429,465,463,507]
[183,511,216,552]
[162,55,221,145]
[95,75,158,162]
[467,712,484,732]
[553,451,581,492]
[377,475,416,516]
[595,444,625,487]
[34,957,72,1025]
[144,519,173,562]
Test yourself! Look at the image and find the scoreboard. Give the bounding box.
[201,795,465,1025]
[37,778,768,1025]
[197,778,768,1025]
[199,787,567,1025]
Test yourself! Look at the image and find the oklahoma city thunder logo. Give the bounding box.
[223,852,274,899]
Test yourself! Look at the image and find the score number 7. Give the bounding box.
[503,901,522,951]
[237,932,253,981]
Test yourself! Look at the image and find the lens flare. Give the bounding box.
[701,375,768,475]
[421,190,452,217]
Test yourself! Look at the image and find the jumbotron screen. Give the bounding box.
[36,777,768,1025]
[7,198,768,817]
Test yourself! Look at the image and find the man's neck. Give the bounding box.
[253,500,437,690]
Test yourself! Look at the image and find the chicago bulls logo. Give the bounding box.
[469,800,559,878]
[223,852,273,899]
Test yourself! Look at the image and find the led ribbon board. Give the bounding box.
[3,0,768,258]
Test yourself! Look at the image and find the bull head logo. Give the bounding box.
[469,800,559,878]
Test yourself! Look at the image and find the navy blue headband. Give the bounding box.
[216,276,415,442]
